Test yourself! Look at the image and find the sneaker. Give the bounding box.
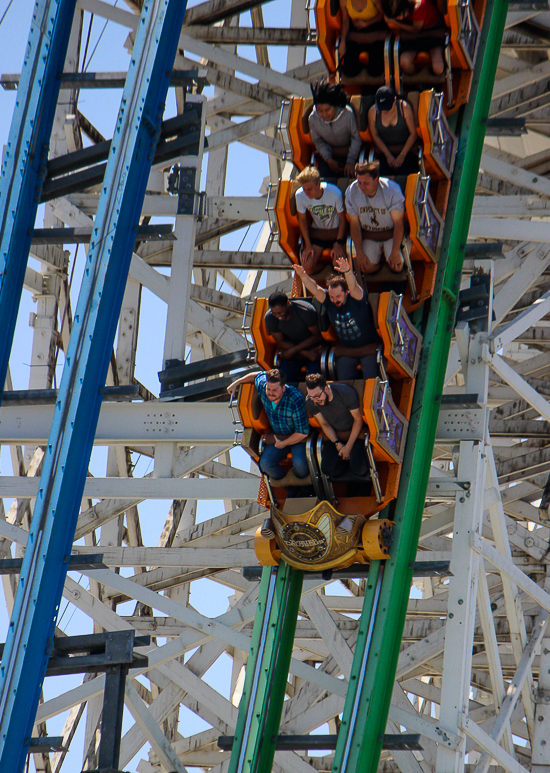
[336,516,354,536]
[260,518,275,539]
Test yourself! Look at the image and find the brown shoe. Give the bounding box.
[261,518,275,539]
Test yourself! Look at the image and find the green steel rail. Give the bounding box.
[332,1,509,770]
[228,562,303,773]
[230,2,507,770]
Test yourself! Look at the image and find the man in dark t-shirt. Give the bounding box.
[295,258,381,380]
[306,372,369,534]
[305,373,368,479]
[264,291,323,381]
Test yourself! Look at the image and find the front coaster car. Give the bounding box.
[254,499,393,570]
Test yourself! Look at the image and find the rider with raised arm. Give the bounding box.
[227,368,312,538]
[295,257,381,380]
[227,368,310,491]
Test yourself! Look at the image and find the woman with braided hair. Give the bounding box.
[308,82,362,178]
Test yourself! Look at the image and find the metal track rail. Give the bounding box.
[0,1,191,769]
[228,562,304,773]
[332,1,509,770]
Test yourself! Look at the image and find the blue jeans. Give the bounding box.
[336,354,379,380]
[278,357,321,383]
[260,442,309,480]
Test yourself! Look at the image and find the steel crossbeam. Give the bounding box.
[473,610,549,773]
[0,1,191,768]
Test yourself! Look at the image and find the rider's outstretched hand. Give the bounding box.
[334,256,352,274]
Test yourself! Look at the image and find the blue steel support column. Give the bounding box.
[0,0,78,395]
[0,2,190,770]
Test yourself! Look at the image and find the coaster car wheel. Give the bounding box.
[361,518,394,560]
[254,527,280,566]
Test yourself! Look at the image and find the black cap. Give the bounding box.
[376,86,396,112]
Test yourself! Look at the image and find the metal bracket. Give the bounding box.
[220,733,421,751]
[0,553,106,574]
[455,271,491,332]
[534,688,550,703]
[166,164,200,215]
[436,406,487,441]
[12,631,149,770]
[426,479,471,496]
[28,737,64,753]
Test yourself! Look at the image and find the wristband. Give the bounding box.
[335,238,346,246]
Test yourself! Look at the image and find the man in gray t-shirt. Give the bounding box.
[306,373,369,534]
[305,374,368,479]
[345,161,406,274]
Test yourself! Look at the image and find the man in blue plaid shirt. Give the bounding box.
[227,368,310,482]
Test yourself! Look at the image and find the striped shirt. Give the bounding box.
[255,373,309,436]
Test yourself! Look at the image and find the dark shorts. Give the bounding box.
[311,236,334,249]
[399,22,447,54]
[315,155,340,180]
[378,152,419,177]
[341,21,388,78]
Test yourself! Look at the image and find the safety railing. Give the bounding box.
[228,390,244,446]
[277,101,292,162]
[265,181,279,243]
[241,300,256,361]
[305,0,317,42]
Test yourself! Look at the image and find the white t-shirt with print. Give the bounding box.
[296,182,344,230]
[345,178,405,232]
